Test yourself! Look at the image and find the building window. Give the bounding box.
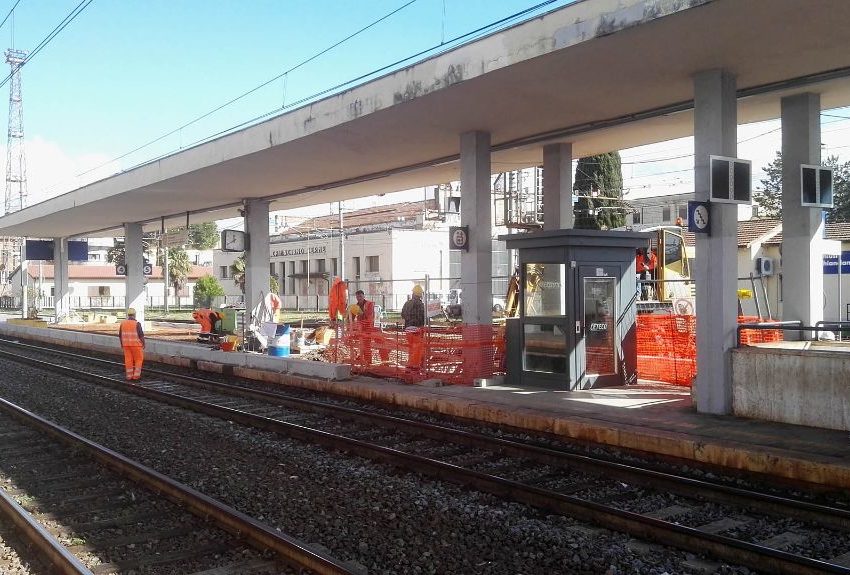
[287,261,295,293]
[678,205,688,222]
[331,258,338,277]
[662,206,671,222]
[353,256,361,278]
[269,263,276,277]
[633,210,642,224]
[300,259,308,274]
[316,259,327,273]
[367,255,379,273]
[88,286,110,297]
[219,265,229,279]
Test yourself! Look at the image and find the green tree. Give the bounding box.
[193,275,225,307]
[188,223,219,250]
[824,156,850,223]
[753,152,783,218]
[158,248,191,296]
[754,151,850,221]
[230,255,279,294]
[573,152,625,230]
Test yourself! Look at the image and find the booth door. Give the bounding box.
[576,265,619,388]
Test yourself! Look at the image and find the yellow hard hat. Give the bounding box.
[412,285,424,296]
[348,303,362,316]
[127,308,136,316]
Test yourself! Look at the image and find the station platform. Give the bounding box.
[1,319,848,490]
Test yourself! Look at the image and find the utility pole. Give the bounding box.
[4,48,27,315]
[338,201,344,280]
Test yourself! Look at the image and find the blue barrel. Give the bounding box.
[268,333,290,357]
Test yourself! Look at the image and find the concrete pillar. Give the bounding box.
[543,143,574,230]
[52,238,69,322]
[244,199,270,319]
[124,223,145,323]
[460,131,492,324]
[693,69,737,415]
[781,93,823,333]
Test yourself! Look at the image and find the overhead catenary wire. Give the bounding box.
[0,0,92,91]
[0,0,22,33]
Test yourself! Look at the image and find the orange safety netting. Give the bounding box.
[737,315,785,345]
[636,314,697,386]
[635,314,785,386]
[327,324,505,385]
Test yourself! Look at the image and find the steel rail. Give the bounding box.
[0,486,94,575]
[0,396,357,575]
[2,348,848,575]
[3,338,848,530]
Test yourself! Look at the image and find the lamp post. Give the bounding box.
[338,201,344,281]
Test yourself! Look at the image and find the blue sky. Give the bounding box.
[3,0,849,215]
[3,0,573,202]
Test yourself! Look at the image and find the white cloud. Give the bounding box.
[0,136,121,208]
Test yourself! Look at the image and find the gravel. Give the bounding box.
[0,357,731,575]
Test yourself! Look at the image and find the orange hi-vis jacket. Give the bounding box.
[328,278,348,321]
[119,319,144,348]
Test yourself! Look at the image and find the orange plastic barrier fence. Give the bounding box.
[636,314,784,386]
[327,324,505,385]
[636,314,696,386]
[737,315,785,345]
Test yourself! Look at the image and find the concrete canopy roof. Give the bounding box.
[3,0,850,238]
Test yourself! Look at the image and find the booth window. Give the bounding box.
[522,323,567,374]
[523,263,566,317]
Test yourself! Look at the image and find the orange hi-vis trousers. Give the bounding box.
[123,346,144,380]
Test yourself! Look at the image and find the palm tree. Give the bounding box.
[230,255,279,294]
[230,256,246,294]
[160,248,191,298]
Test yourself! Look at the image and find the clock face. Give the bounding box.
[222,230,245,251]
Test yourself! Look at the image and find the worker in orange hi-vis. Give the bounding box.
[118,308,145,381]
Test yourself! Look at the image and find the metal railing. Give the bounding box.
[736,320,850,347]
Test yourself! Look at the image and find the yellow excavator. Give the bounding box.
[637,225,694,311]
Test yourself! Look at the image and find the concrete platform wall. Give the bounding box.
[0,323,350,382]
[732,345,850,430]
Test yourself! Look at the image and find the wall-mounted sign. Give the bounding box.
[25,240,88,261]
[801,164,834,208]
[115,260,153,276]
[449,226,469,251]
[709,155,752,204]
[688,201,710,234]
[271,245,327,258]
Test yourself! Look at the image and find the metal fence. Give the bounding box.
[278,276,512,314]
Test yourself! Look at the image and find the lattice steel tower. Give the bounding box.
[5,48,27,215]
[0,48,27,287]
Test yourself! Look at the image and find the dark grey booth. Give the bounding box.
[501,229,646,390]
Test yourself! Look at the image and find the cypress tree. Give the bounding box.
[573,152,625,230]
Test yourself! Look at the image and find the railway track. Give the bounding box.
[2,338,850,574]
[0,391,357,574]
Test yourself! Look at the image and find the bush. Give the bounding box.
[193,275,225,308]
